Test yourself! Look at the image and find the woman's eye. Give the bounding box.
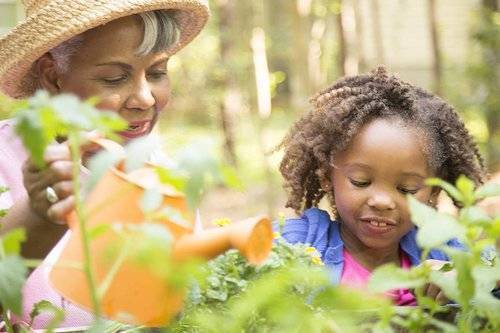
[101,76,126,85]
[349,179,370,187]
[398,187,419,195]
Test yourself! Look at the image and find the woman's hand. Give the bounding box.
[22,142,75,224]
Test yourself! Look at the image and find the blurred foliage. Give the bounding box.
[370,176,500,332]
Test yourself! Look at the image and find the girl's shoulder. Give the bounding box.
[281,208,337,250]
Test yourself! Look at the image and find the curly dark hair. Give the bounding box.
[278,67,487,214]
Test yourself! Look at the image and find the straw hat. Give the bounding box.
[0,0,210,98]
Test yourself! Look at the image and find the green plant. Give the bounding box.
[370,175,500,332]
[169,238,391,333]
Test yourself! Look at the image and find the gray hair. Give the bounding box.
[49,10,179,73]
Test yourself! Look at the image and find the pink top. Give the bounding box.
[0,119,95,328]
[340,248,417,306]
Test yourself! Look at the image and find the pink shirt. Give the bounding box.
[340,249,417,306]
[0,119,95,328]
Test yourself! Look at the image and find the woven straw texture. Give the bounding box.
[0,0,209,98]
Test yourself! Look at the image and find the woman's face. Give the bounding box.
[330,118,439,257]
[57,15,171,141]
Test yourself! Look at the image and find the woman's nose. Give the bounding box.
[126,78,155,110]
[367,191,396,210]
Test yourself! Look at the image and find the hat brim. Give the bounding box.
[0,0,209,98]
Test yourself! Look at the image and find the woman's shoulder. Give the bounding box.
[281,208,335,248]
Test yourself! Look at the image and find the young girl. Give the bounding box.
[278,67,487,305]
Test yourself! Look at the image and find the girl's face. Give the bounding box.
[330,118,439,255]
[57,15,170,141]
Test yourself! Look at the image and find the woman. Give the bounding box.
[0,0,209,328]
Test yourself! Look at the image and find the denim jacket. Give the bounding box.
[281,208,464,284]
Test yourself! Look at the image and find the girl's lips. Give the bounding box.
[359,216,397,235]
[119,120,152,139]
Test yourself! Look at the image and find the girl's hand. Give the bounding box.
[422,259,455,305]
[22,142,75,224]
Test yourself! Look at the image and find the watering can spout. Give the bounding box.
[173,217,273,265]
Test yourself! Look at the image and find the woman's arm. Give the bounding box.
[0,195,67,259]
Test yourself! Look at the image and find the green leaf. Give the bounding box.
[472,265,500,313]
[85,148,124,194]
[475,182,500,200]
[88,223,112,241]
[369,264,426,292]
[29,300,65,331]
[155,166,188,192]
[450,251,474,307]
[153,206,191,229]
[124,136,156,172]
[0,256,28,314]
[459,206,491,225]
[0,186,8,194]
[1,228,26,256]
[408,196,467,247]
[140,188,163,213]
[429,269,459,301]
[425,178,464,203]
[15,109,50,168]
[455,175,476,206]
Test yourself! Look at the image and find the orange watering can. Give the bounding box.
[49,139,273,326]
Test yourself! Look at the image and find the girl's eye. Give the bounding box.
[349,179,370,187]
[398,187,419,195]
[148,71,167,80]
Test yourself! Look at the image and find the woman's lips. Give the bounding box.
[119,120,152,139]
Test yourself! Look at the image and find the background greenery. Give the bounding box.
[1,0,498,221]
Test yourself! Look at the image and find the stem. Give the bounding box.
[68,133,101,317]
[97,237,131,299]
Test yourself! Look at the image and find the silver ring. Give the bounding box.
[45,186,59,204]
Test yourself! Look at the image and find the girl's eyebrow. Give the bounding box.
[401,171,425,179]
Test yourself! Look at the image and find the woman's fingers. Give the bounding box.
[24,160,73,196]
[47,195,75,224]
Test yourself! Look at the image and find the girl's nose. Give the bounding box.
[126,78,155,110]
[367,191,396,210]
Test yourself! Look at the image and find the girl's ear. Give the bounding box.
[428,186,441,207]
[319,174,332,193]
[36,53,61,94]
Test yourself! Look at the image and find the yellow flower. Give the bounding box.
[273,231,281,239]
[212,218,232,227]
[305,246,319,256]
[311,256,324,266]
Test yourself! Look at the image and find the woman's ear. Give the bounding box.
[36,53,61,94]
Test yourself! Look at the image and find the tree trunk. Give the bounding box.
[289,0,312,109]
[217,0,239,166]
[353,0,367,72]
[427,0,442,95]
[370,0,384,65]
[335,0,346,76]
